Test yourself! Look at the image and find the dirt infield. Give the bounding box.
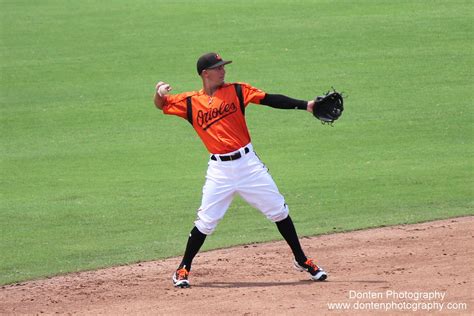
[1,217,472,315]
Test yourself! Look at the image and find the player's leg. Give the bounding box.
[276,216,327,281]
[275,215,307,265]
[173,162,235,287]
[173,226,207,288]
[237,166,307,264]
[237,152,327,281]
[177,173,234,272]
[236,151,288,222]
[194,161,236,235]
[176,227,206,272]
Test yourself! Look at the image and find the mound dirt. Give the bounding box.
[1,217,472,315]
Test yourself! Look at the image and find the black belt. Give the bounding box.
[211,147,250,161]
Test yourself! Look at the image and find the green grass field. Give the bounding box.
[1,0,472,285]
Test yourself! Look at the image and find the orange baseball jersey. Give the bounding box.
[162,82,266,154]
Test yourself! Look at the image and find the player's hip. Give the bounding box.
[208,143,254,163]
[207,143,267,174]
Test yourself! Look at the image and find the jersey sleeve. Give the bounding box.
[238,82,267,106]
[161,92,193,120]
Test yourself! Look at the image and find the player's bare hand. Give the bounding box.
[155,81,165,91]
[155,81,172,97]
[154,81,172,109]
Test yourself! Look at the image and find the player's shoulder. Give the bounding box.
[223,82,262,90]
[229,82,266,94]
[166,90,200,103]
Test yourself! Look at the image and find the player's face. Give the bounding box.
[204,65,226,86]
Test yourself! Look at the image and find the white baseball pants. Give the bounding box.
[194,143,289,235]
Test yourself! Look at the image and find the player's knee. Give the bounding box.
[194,220,216,235]
[266,203,289,223]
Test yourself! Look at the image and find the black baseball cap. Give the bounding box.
[197,52,232,75]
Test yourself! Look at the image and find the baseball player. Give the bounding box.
[154,52,328,288]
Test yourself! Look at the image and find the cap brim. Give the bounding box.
[208,60,232,69]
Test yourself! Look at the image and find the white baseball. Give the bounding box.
[158,84,170,97]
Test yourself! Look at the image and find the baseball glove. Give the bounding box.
[313,89,344,124]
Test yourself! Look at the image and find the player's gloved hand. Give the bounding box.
[312,88,344,125]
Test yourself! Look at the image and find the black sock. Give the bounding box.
[178,226,207,272]
[276,215,307,264]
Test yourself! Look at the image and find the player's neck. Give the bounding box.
[203,81,223,96]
